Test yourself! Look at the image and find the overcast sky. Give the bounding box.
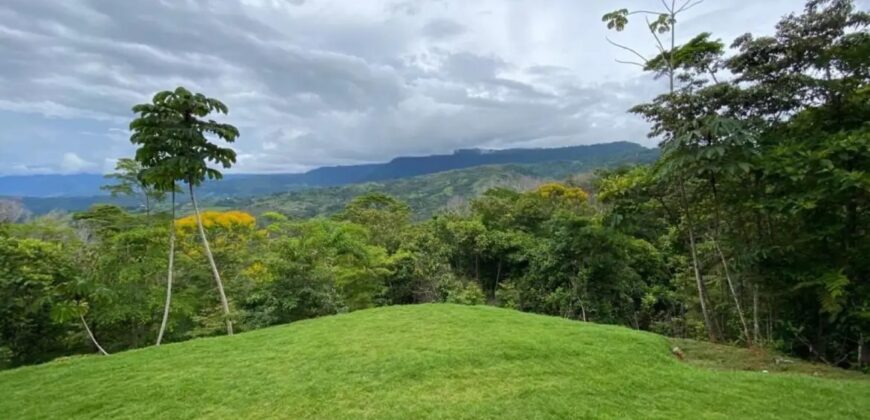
[0,0,834,175]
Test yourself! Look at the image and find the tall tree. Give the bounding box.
[101,158,164,215]
[603,0,720,341]
[130,87,240,336]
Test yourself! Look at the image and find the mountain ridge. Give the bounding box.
[0,141,654,198]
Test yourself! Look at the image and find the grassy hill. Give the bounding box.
[1,305,866,419]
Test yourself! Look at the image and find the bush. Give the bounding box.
[441,276,485,305]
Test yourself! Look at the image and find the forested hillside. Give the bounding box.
[227,154,656,220]
[0,142,653,198]
[4,147,656,216]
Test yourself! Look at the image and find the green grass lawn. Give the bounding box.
[1,304,867,419]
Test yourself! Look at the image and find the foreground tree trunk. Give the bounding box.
[713,239,752,346]
[143,191,151,216]
[753,283,761,344]
[80,313,109,356]
[188,183,234,335]
[678,180,717,342]
[156,191,176,345]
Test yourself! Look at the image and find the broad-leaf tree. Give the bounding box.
[130,87,240,336]
[101,158,165,215]
[603,0,721,341]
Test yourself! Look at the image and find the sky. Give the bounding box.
[0,0,831,175]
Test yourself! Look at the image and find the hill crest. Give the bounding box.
[1,304,866,419]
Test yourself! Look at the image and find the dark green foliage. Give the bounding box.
[101,158,165,214]
[605,0,869,365]
[130,86,239,188]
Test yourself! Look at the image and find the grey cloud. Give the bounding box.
[422,18,466,39]
[440,52,507,82]
[0,0,803,175]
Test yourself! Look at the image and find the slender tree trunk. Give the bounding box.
[80,313,109,356]
[713,239,751,346]
[493,259,502,298]
[143,192,151,216]
[156,190,176,345]
[189,183,233,336]
[707,175,750,345]
[752,283,760,344]
[669,7,675,94]
[679,180,717,342]
[767,304,773,343]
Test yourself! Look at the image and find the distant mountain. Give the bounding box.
[0,174,109,198]
[0,142,655,199]
[189,145,659,220]
[299,141,651,185]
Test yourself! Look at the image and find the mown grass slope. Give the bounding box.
[1,304,867,419]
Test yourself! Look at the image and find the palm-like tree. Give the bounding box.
[130,87,240,337]
[101,158,165,216]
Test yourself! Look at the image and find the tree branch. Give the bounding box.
[646,16,668,53]
[616,59,647,68]
[677,0,704,14]
[627,10,665,16]
[606,36,650,64]
[646,16,672,59]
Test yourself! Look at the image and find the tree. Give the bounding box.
[0,234,106,365]
[130,87,240,336]
[603,0,868,360]
[101,158,165,215]
[603,0,721,341]
[602,0,707,93]
[0,199,29,223]
[75,205,175,349]
[338,193,411,253]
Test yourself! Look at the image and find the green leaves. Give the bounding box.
[129,86,240,188]
[794,271,851,321]
[50,301,88,324]
[602,9,629,31]
[648,13,672,34]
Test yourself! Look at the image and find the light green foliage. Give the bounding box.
[337,192,411,253]
[441,275,486,305]
[0,305,867,419]
[241,218,391,327]
[241,151,658,221]
[101,158,165,213]
[0,234,84,367]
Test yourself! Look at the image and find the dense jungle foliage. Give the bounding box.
[0,0,867,372]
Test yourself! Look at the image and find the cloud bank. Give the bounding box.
[0,0,818,174]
